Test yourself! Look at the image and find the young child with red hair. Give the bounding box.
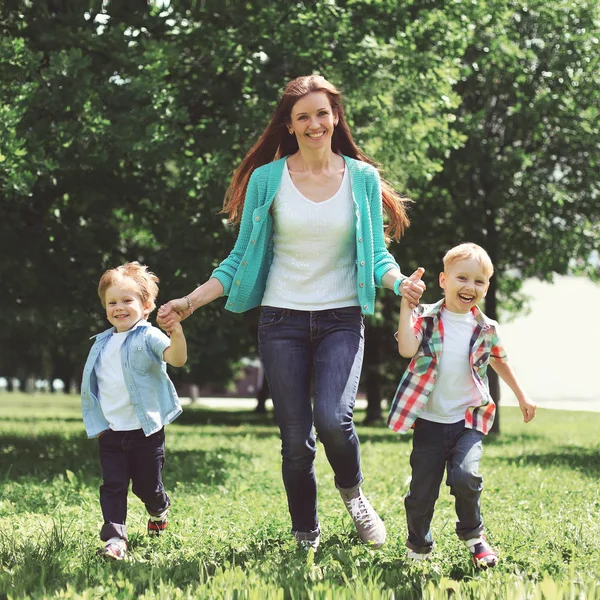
[81,261,187,560]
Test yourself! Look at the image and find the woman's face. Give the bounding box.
[288,92,338,153]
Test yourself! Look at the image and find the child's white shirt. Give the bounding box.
[419,308,480,424]
[96,327,142,431]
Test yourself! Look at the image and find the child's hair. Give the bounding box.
[98,261,160,313]
[443,243,494,278]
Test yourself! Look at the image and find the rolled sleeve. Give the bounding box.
[145,327,171,361]
[490,325,508,362]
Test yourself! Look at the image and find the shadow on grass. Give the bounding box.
[0,433,250,487]
[488,446,600,477]
[483,432,549,446]
[177,406,276,427]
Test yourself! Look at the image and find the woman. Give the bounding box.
[158,74,425,551]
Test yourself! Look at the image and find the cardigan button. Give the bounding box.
[255,216,260,221]
[359,283,364,288]
[250,240,255,244]
[235,281,240,285]
[360,261,365,266]
[358,237,363,242]
[228,302,233,306]
[242,261,247,266]
[363,304,368,310]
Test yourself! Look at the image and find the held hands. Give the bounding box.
[518,396,537,423]
[401,267,426,310]
[157,298,190,333]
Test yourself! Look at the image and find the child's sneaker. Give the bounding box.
[339,487,386,548]
[101,537,127,560]
[464,536,498,569]
[407,549,432,562]
[148,507,169,536]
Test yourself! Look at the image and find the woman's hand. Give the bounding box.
[157,298,191,331]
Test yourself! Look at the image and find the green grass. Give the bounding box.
[0,393,599,599]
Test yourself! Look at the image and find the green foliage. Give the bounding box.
[0,0,465,393]
[1,1,598,429]
[0,393,599,598]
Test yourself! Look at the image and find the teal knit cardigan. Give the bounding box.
[211,155,400,315]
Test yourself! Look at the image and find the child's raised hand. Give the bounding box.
[518,396,537,423]
[401,267,426,309]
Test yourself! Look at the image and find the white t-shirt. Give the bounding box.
[419,309,480,424]
[96,326,142,431]
[261,161,359,310]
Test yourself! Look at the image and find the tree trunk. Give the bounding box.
[255,368,269,413]
[363,331,383,423]
[485,267,501,434]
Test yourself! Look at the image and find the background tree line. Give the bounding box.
[1,0,598,431]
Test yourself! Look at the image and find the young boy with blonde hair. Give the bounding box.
[388,243,536,568]
[81,262,187,560]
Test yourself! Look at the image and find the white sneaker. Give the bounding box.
[293,530,320,552]
[339,487,386,548]
[101,537,127,560]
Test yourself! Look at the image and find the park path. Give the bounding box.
[497,274,600,413]
[184,275,600,414]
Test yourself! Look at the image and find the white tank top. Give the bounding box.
[261,161,359,310]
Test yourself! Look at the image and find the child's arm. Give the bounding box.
[490,358,536,423]
[396,297,420,358]
[162,318,187,368]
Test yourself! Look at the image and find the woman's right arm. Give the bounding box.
[157,278,224,330]
[157,168,263,330]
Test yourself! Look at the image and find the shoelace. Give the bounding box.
[345,495,375,529]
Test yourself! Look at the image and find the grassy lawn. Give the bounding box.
[0,392,598,599]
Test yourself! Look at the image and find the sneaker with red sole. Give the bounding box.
[464,536,498,569]
[148,507,169,536]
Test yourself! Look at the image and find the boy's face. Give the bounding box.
[439,258,490,313]
[104,283,151,333]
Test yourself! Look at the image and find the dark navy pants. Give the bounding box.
[98,427,170,541]
[405,419,485,553]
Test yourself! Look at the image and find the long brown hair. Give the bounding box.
[222,74,409,240]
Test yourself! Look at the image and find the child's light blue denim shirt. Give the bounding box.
[80,320,182,438]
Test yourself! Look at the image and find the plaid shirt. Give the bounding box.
[388,299,508,435]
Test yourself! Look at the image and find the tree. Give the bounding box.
[0,0,466,399]
[389,0,600,431]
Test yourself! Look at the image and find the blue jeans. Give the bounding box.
[405,419,485,553]
[98,427,170,541]
[258,306,364,534]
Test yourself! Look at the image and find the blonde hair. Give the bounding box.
[98,261,160,314]
[443,243,494,278]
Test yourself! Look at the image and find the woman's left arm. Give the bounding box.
[368,168,425,306]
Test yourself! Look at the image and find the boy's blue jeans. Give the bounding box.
[405,419,485,554]
[98,427,170,541]
[258,306,364,535]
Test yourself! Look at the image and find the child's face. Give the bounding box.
[104,282,151,332]
[439,258,490,313]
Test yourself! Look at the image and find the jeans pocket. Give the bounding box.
[259,306,285,328]
[331,306,362,323]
